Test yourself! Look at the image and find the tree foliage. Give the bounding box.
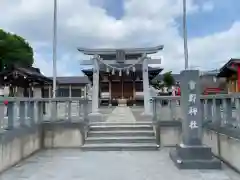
[151,79,164,90]
[0,29,34,71]
[163,71,175,87]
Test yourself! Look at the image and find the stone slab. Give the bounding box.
[0,149,238,180]
[170,149,222,170]
[106,107,136,122]
[176,145,213,160]
[88,112,103,122]
[170,144,222,169]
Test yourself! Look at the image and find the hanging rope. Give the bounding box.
[97,56,146,72]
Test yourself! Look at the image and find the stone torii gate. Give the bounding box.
[79,46,163,119]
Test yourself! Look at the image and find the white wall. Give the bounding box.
[34,88,42,98]
[101,92,110,98]
[0,130,41,173]
[16,87,24,97]
[0,86,42,97]
[203,130,240,172]
[44,127,83,148]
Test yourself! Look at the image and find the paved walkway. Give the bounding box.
[0,106,239,179]
[0,149,239,180]
[99,105,183,123]
[106,106,136,122]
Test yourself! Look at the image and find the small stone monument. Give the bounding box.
[169,70,221,169]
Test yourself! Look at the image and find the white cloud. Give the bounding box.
[0,0,239,75]
[189,22,240,70]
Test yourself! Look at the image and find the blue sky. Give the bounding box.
[90,0,124,19]
[88,0,239,74]
[101,0,240,38]
[64,0,240,75]
[101,0,124,20]
[74,0,240,74]
[1,0,239,76]
[185,0,240,38]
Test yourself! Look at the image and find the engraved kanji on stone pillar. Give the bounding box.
[170,70,221,170]
[181,71,202,146]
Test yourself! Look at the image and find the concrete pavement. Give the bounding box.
[0,149,239,180]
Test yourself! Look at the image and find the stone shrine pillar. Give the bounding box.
[170,70,221,169]
[92,56,99,113]
[181,70,202,145]
[88,56,102,121]
[142,57,151,115]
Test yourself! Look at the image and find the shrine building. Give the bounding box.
[79,46,163,115]
[82,64,162,106]
[217,58,240,93]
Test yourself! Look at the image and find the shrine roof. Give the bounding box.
[217,58,240,78]
[78,45,164,55]
[0,65,52,84]
[48,76,90,85]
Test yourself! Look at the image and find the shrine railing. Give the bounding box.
[152,94,240,130]
[152,96,182,122]
[0,98,91,132]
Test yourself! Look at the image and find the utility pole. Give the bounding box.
[0,40,3,72]
[52,0,58,98]
[183,0,189,70]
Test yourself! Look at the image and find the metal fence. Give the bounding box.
[152,94,240,129]
[0,97,91,132]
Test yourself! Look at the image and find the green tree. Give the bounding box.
[151,79,164,90]
[0,29,34,71]
[163,71,175,87]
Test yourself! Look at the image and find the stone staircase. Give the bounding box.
[82,122,159,151]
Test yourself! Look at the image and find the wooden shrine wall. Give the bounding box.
[111,82,122,99]
[123,82,133,99]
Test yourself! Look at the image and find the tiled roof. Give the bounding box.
[78,45,164,55]
[0,65,52,83]
[48,76,90,85]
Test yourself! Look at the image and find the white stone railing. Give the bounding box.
[0,97,91,132]
[152,94,240,129]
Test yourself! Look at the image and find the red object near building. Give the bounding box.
[203,88,222,95]
[176,87,181,96]
[3,100,8,105]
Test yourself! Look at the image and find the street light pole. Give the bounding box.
[52,0,58,98]
[183,0,189,70]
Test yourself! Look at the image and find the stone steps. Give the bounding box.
[89,122,153,126]
[87,130,155,137]
[89,125,153,131]
[82,122,158,151]
[85,136,156,144]
[82,143,158,151]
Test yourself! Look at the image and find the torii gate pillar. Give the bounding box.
[88,56,103,122]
